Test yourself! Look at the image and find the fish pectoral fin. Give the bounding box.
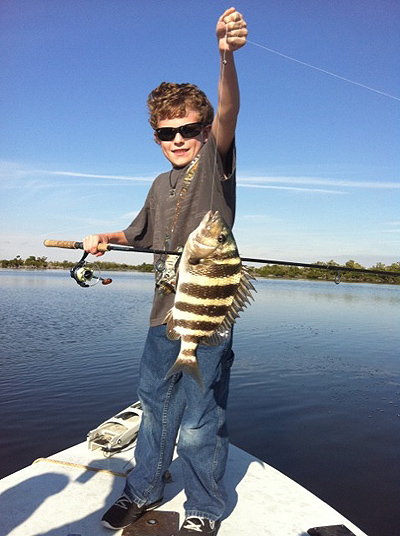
[188,256,201,265]
[165,355,204,389]
[164,309,180,340]
[163,309,173,324]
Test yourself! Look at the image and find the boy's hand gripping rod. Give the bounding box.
[43,239,400,281]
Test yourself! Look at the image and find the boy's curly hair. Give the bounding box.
[147,82,214,129]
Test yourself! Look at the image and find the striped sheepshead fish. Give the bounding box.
[164,210,255,387]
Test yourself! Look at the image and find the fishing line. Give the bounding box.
[247,39,400,102]
[210,25,229,212]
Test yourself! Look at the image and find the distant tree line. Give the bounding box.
[1,255,399,284]
[0,255,153,273]
[252,259,400,285]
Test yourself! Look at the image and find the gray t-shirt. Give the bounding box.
[123,133,236,326]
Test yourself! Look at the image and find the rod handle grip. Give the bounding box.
[43,240,110,253]
[43,240,82,249]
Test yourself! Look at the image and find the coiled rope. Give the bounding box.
[33,457,131,478]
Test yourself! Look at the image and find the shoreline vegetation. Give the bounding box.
[2,255,399,285]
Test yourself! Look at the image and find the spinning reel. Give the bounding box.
[70,251,112,288]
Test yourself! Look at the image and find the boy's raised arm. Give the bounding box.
[212,7,248,157]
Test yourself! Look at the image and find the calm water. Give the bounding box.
[1,270,399,535]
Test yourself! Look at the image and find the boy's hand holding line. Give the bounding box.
[217,7,248,53]
[213,7,248,156]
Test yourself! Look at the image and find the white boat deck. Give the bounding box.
[0,441,368,536]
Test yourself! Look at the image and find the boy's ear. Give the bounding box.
[153,132,161,145]
[203,124,212,143]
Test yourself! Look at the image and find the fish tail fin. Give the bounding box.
[165,355,204,389]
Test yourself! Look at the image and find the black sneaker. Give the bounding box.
[101,494,163,530]
[178,516,221,535]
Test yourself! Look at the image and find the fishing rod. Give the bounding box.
[43,239,400,287]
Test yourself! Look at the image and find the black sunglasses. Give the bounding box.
[154,122,205,142]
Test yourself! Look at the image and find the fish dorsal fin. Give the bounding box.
[202,266,256,346]
[164,309,180,340]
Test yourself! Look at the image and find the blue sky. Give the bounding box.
[1,0,399,267]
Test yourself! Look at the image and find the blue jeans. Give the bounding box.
[123,324,234,521]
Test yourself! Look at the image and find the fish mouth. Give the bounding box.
[200,211,224,239]
[188,212,222,261]
[203,210,221,228]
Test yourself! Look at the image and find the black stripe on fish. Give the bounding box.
[174,301,229,317]
[183,334,200,343]
[181,348,196,357]
[180,282,238,300]
[194,262,241,278]
[174,319,221,331]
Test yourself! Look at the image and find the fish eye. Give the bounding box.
[217,234,226,244]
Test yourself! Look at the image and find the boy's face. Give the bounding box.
[155,109,210,168]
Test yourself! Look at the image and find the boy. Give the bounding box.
[83,8,247,535]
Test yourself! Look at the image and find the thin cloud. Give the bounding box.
[121,211,139,221]
[237,183,347,194]
[381,221,400,233]
[0,161,154,188]
[2,161,398,194]
[44,171,153,183]
[240,214,278,221]
[238,176,400,189]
